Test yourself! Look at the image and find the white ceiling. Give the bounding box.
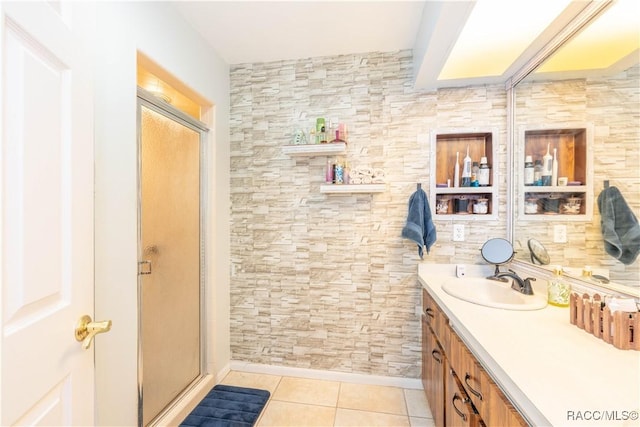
[172,1,639,90]
[172,1,425,65]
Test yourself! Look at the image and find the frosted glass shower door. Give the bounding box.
[139,105,202,426]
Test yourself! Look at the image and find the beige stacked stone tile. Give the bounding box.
[230,50,509,378]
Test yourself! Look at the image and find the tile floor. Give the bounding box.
[219,371,436,427]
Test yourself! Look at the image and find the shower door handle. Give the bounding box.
[138,260,152,275]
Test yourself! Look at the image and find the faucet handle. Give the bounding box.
[522,277,536,295]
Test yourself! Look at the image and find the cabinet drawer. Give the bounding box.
[449,328,527,426]
[422,288,449,351]
[446,367,485,427]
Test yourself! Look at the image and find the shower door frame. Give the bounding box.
[136,87,209,426]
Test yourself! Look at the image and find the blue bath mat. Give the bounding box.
[180,384,270,427]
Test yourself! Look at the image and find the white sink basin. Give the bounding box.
[442,277,547,311]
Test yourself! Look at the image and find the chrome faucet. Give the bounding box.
[491,270,536,295]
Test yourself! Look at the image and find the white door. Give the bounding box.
[1,2,97,425]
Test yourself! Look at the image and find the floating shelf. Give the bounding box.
[320,184,386,194]
[282,142,346,157]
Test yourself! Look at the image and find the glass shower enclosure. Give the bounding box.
[137,89,207,426]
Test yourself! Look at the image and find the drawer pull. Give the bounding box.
[431,349,442,364]
[452,394,468,422]
[464,373,484,401]
[425,307,435,318]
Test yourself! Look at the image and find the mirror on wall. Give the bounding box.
[512,0,639,288]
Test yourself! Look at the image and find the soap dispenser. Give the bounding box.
[547,266,570,307]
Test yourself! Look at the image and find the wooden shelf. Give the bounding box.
[434,186,495,195]
[429,128,499,220]
[522,185,586,193]
[517,125,593,220]
[282,142,346,157]
[320,184,385,194]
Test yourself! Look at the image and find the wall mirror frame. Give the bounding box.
[506,0,639,297]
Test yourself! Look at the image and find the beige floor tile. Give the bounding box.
[335,408,410,427]
[409,416,436,427]
[219,371,282,394]
[273,376,340,407]
[338,383,407,415]
[404,389,432,418]
[257,400,336,427]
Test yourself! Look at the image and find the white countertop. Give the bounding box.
[418,263,640,427]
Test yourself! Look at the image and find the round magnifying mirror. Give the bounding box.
[527,238,550,265]
[481,238,515,265]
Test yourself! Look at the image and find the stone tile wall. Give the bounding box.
[229,50,508,378]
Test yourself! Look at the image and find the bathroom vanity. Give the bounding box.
[419,263,640,427]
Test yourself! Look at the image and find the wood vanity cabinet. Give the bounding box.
[422,289,527,427]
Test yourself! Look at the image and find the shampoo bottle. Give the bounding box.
[547,266,570,307]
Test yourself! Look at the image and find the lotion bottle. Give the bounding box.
[547,266,570,307]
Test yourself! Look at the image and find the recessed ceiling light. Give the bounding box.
[536,0,639,73]
[439,0,572,80]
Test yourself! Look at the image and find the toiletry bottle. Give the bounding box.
[326,119,334,143]
[534,160,543,185]
[325,158,334,183]
[551,148,558,186]
[461,146,472,187]
[334,158,344,184]
[477,157,490,186]
[471,161,479,185]
[316,118,326,144]
[542,143,553,186]
[343,160,350,184]
[547,266,570,307]
[524,155,534,186]
[453,152,460,188]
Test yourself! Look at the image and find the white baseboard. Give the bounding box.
[229,361,423,390]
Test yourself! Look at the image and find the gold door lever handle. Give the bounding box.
[75,315,112,350]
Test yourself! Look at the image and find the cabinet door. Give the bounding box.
[422,317,445,427]
[422,289,450,353]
